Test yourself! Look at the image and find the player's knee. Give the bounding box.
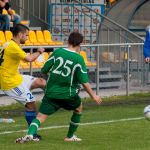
[36,113,48,124]
[31,78,46,89]
[38,78,46,88]
[25,101,36,111]
[74,104,83,113]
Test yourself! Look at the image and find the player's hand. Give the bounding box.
[37,47,45,54]
[144,57,150,63]
[92,94,102,105]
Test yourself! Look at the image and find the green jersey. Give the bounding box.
[41,48,89,99]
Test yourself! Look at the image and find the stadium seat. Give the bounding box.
[20,20,30,26]
[19,60,30,69]
[19,52,39,69]
[2,9,8,14]
[43,30,63,45]
[19,61,39,69]
[79,51,96,67]
[109,0,116,5]
[36,30,49,45]
[28,30,41,45]
[5,31,13,41]
[24,39,33,46]
[35,52,49,68]
[0,31,6,46]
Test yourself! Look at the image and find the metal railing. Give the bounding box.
[7,1,149,96]
[14,42,147,97]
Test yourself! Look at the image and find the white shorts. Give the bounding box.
[3,75,37,105]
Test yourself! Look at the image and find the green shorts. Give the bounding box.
[39,94,81,115]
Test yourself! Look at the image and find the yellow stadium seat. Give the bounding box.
[31,61,40,69]
[10,20,30,27]
[19,52,39,69]
[36,30,48,45]
[24,39,33,46]
[28,30,41,45]
[20,20,30,26]
[2,9,8,15]
[109,0,116,3]
[35,52,49,68]
[43,30,63,45]
[5,31,13,41]
[0,31,6,46]
[19,61,39,69]
[79,51,96,67]
[11,9,16,15]
[19,61,30,69]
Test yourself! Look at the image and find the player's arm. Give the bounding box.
[24,48,45,62]
[82,82,102,105]
[76,56,102,104]
[41,55,55,74]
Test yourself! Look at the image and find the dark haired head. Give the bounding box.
[68,32,83,47]
[12,24,29,37]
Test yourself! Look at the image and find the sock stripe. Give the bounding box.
[70,121,80,126]
[30,122,39,129]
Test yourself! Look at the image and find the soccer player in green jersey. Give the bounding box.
[16,32,102,143]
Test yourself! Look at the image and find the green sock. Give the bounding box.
[67,112,82,138]
[27,119,41,135]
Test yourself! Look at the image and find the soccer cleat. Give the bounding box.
[64,135,82,142]
[33,134,42,141]
[15,135,33,143]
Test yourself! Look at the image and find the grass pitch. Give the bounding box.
[0,93,150,150]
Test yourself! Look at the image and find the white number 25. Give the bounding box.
[52,57,73,77]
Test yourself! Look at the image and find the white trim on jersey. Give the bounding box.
[63,48,77,53]
[70,64,87,96]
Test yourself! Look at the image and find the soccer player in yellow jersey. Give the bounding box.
[0,24,46,141]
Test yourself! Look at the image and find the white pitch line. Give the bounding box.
[0,117,144,135]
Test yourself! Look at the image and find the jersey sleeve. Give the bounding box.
[9,45,26,60]
[76,56,89,84]
[41,53,55,74]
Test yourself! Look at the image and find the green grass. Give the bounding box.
[0,93,150,150]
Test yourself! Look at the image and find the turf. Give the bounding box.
[0,93,150,150]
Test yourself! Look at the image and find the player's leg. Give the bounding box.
[63,95,82,141]
[22,75,46,140]
[15,112,48,143]
[20,75,39,126]
[29,96,60,133]
[15,96,60,143]
[20,75,45,125]
[27,112,48,136]
[64,104,82,141]
[30,77,46,90]
[3,83,36,127]
[3,76,42,140]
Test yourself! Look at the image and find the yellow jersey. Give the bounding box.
[0,40,27,90]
